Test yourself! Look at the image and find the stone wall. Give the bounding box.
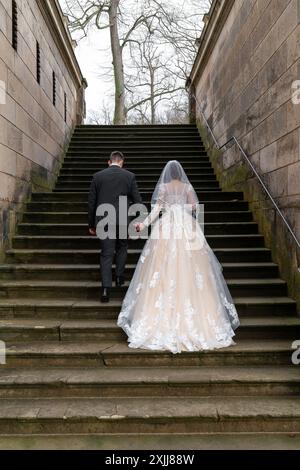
[189,0,300,309]
[0,0,86,258]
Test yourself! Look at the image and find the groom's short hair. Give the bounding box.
[110,151,125,162]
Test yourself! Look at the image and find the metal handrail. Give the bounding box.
[190,93,300,260]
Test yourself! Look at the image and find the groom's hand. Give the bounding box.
[89,228,97,236]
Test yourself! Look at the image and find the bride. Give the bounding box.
[117,160,240,353]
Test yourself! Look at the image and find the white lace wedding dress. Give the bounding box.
[117,161,240,353]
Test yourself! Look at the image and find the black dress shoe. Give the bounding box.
[116,276,125,287]
[101,287,110,303]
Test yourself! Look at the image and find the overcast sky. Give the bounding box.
[73,28,114,119]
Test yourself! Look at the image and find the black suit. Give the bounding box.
[88,165,142,287]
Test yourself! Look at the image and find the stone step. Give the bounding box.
[21,210,254,224]
[2,339,294,367]
[0,366,299,399]
[62,161,213,169]
[65,153,210,159]
[63,157,209,163]
[1,121,298,443]
[69,137,204,144]
[0,296,296,319]
[53,187,222,193]
[0,396,300,434]
[66,156,210,164]
[26,200,249,212]
[12,234,266,249]
[68,144,206,151]
[5,247,273,265]
[0,278,288,299]
[75,124,199,129]
[0,262,278,281]
[73,128,200,133]
[73,128,200,135]
[75,124,197,128]
[60,168,215,175]
[71,133,202,140]
[55,181,221,190]
[0,433,300,450]
[17,222,259,236]
[30,191,244,202]
[74,125,198,130]
[0,317,299,343]
[58,174,217,182]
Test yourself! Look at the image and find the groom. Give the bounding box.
[88,151,142,303]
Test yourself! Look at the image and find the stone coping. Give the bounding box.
[189,0,235,86]
[37,0,87,89]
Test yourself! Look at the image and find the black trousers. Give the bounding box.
[99,225,128,287]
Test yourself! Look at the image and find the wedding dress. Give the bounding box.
[117,160,240,353]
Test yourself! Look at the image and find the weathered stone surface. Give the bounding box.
[0,123,299,445]
[191,0,300,309]
[1,433,300,450]
[0,397,300,434]
[0,0,85,256]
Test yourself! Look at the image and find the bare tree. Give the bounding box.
[87,101,113,125]
[125,31,184,124]
[61,0,211,124]
[124,0,210,124]
[148,0,211,82]
[156,93,190,124]
[63,0,160,124]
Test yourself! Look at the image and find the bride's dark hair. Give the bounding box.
[170,163,182,180]
[165,161,182,182]
[151,159,199,205]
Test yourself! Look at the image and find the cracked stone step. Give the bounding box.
[2,339,294,367]
[0,396,300,434]
[0,297,296,318]
[0,316,299,342]
[0,366,299,398]
[0,278,288,299]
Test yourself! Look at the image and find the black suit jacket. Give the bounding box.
[88,165,142,229]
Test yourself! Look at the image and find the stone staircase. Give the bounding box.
[0,124,300,449]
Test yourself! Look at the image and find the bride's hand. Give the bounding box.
[135,223,145,232]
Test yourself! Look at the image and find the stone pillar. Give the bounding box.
[186,78,196,124]
[77,78,88,125]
